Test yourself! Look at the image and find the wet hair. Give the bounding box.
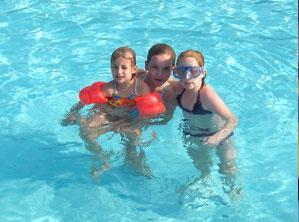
[111,46,136,66]
[177,50,206,89]
[176,49,205,67]
[147,43,176,65]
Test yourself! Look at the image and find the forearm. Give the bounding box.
[69,101,84,113]
[213,116,238,142]
[61,102,84,126]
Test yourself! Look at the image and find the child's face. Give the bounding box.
[177,57,204,90]
[145,54,173,88]
[111,57,136,84]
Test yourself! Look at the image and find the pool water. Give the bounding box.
[0,0,297,221]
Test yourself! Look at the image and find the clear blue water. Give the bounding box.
[0,0,297,221]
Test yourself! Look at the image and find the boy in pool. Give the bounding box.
[173,50,240,198]
[138,43,177,109]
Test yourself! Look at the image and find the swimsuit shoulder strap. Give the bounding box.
[133,77,139,96]
[178,88,186,98]
[112,81,118,96]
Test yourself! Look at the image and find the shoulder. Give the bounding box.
[165,79,183,96]
[199,84,223,108]
[200,84,219,100]
[135,69,147,80]
[137,78,151,95]
[200,84,231,113]
[102,81,114,97]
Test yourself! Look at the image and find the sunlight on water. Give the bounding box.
[0,0,297,221]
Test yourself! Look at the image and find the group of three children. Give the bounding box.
[61,43,238,182]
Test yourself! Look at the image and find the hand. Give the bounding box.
[61,113,77,126]
[136,69,147,79]
[200,135,221,147]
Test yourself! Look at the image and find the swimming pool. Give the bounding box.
[0,0,297,221]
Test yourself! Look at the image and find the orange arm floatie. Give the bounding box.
[135,91,166,117]
[79,82,108,105]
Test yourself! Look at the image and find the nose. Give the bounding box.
[184,70,192,80]
[116,67,123,74]
[156,68,164,77]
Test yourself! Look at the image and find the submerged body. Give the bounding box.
[173,50,240,200]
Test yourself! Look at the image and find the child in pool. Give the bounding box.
[62,43,176,127]
[173,50,240,198]
[62,46,165,178]
[135,43,178,123]
[89,43,178,133]
[62,46,164,126]
[174,50,237,148]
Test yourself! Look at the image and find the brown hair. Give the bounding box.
[147,43,176,65]
[176,50,205,66]
[177,50,206,89]
[111,46,136,65]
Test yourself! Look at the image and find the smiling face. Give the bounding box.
[111,57,136,84]
[177,56,204,90]
[145,54,174,88]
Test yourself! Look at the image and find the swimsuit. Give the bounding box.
[107,78,140,118]
[108,78,139,108]
[177,90,232,144]
[179,121,233,144]
[176,89,212,115]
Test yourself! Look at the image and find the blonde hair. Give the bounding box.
[176,50,204,67]
[110,46,136,66]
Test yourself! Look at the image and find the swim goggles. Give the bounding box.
[173,66,204,79]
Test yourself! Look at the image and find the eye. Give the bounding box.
[163,67,171,72]
[149,65,158,70]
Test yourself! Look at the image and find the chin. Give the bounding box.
[154,80,164,87]
[115,78,126,83]
[184,83,195,90]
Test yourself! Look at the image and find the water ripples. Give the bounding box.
[0,0,297,221]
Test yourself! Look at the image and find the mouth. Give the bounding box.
[154,78,165,84]
[183,81,193,87]
[116,76,125,80]
[153,78,164,86]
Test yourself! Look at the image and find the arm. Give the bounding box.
[135,79,166,118]
[200,85,238,146]
[61,101,84,126]
[139,79,179,124]
[135,68,148,80]
[137,79,152,96]
[61,81,112,126]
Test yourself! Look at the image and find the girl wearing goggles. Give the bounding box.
[173,66,204,80]
[175,50,239,189]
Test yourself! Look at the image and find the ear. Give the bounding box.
[202,69,207,77]
[132,65,137,74]
[200,69,206,80]
[145,61,148,71]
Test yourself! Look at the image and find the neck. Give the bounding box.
[145,76,156,91]
[115,78,134,93]
[185,84,201,94]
